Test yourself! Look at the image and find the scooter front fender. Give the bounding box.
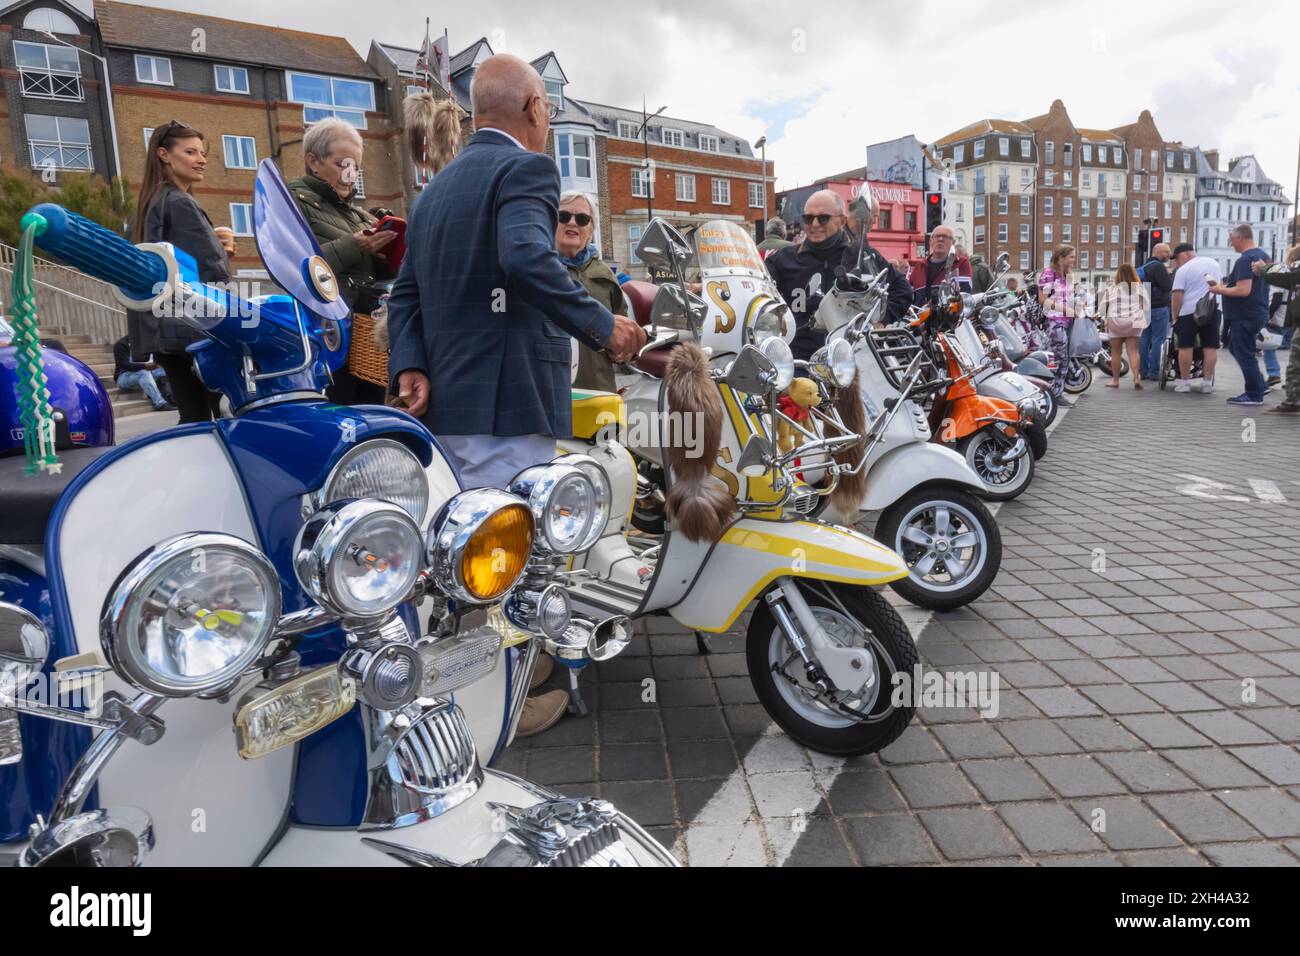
[860,443,987,511]
[668,518,907,633]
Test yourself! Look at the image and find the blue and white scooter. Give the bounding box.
[0,160,673,867]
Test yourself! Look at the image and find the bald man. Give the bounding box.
[1138,242,1173,380]
[386,53,645,489]
[906,225,972,304]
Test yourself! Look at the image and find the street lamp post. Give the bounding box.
[42,31,122,195]
[637,99,667,224]
[754,136,767,234]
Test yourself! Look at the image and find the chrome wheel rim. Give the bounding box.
[766,601,894,729]
[965,432,1024,488]
[894,499,988,592]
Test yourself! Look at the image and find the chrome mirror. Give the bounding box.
[736,434,774,478]
[724,344,779,395]
[634,218,694,277]
[22,807,154,867]
[0,601,51,686]
[649,283,708,336]
[995,251,1010,273]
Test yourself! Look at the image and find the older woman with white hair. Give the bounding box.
[288,117,397,402]
[555,191,627,391]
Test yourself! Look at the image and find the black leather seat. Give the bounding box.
[0,446,115,545]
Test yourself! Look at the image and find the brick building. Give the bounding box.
[934,100,1203,287]
[93,0,404,275]
[1,1,117,182]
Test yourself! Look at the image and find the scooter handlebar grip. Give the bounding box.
[23,203,168,301]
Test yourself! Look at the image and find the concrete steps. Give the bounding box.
[43,331,161,419]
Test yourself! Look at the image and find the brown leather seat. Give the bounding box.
[632,344,677,378]
[622,280,658,328]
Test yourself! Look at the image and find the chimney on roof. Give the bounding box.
[1204,150,1219,171]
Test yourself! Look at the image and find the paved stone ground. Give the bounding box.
[501,354,1300,866]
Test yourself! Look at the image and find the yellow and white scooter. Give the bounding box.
[539,220,918,757]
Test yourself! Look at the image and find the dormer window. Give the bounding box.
[661,128,684,148]
[699,134,719,153]
[544,78,564,112]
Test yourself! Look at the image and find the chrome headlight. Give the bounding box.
[1017,397,1038,421]
[509,462,609,554]
[750,301,788,345]
[427,488,534,604]
[758,335,794,392]
[315,439,429,525]
[101,533,281,697]
[809,337,856,388]
[295,499,424,620]
[560,455,612,549]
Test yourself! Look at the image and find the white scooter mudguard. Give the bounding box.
[46,429,293,867]
[858,442,988,512]
[667,518,907,633]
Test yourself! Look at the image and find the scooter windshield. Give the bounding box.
[694,220,767,281]
[252,159,352,325]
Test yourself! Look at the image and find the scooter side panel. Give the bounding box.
[667,519,907,633]
[49,429,292,865]
[860,443,988,511]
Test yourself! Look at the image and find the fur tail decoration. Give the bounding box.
[403,92,463,178]
[829,370,868,516]
[664,342,735,542]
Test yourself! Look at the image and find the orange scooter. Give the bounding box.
[911,295,1036,501]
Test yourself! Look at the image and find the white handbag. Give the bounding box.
[1257,326,1283,351]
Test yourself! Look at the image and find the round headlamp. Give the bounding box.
[508,463,608,554]
[427,488,534,604]
[316,439,429,525]
[758,335,795,392]
[295,499,424,620]
[750,302,788,345]
[560,454,612,551]
[101,533,281,697]
[809,337,856,388]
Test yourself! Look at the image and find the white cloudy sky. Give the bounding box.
[73,0,1299,204]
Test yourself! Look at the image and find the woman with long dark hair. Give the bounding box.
[129,120,230,423]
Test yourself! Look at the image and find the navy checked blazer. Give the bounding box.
[385,129,615,438]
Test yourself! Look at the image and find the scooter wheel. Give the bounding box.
[1064,361,1093,394]
[747,583,917,757]
[875,485,1002,611]
[960,427,1035,501]
[1036,389,1057,426]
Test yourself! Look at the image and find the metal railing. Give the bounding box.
[0,242,126,346]
[19,68,83,101]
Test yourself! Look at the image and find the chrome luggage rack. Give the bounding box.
[865,327,941,393]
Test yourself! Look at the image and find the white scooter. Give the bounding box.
[555,219,920,757]
[0,162,672,868]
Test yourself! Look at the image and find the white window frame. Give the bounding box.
[1019,223,1029,242]
[1045,141,1054,165]
[1082,224,1091,242]
[1019,251,1030,270]
[973,140,985,159]
[555,131,594,183]
[1148,200,1157,218]
[631,166,652,199]
[1110,225,1119,242]
[1081,251,1090,269]
[286,70,375,129]
[698,134,719,153]
[1132,200,1140,217]
[143,127,154,150]
[1110,251,1119,269]
[748,181,764,209]
[975,195,985,217]
[675,173,696,202]
[1063,143,1073,167]
[1082,144,1092,162]
[1111,200,1120,217]
[1133,174,1142,191]
[997,222,1007,242]
[1043,196,1053,216]
[221,134,256,170]
[628,223,644,265]
[214,64,250,95]
[660,127,685,148]
[1043,224,1052,243]
[1063,223,1072,242]
[953,144,965,163]
[1020,195,1030,215]
[134,54,173,86]
[25,113,91,170]
[711,177,731,205]
[1063,196,1072,215]
[998,137,1009,157]
[975,224,986,245]
[544,78,564,112]
[1020,139,1031,159]
[998,193,1008,214]
[1044,168,1054,186]
[14,40,83,101]
[1082,198,1090,216]
[229,203,254,236]
[616,120,640,140]
[1064,170,1072,187]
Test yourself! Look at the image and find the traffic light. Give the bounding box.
[925,192,943,233]
[1134,229,1149,265]
[1150,228,1164,247]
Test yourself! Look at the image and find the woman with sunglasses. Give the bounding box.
[129,120,230,423]
[555,192,626,391]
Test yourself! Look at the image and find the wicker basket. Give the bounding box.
[348,311,390,388]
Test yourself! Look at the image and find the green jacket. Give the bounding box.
[287,174,380,306]
[567,255,626,392]
[757,235,792,254]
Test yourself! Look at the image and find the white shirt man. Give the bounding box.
[1169,244,1222,392]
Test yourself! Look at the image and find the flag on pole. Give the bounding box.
[431,28,450,91]
[414,19,432,90]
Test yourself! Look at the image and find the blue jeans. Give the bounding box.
[1139,305,1171,378]
[1225,315,1268,400]
[117,368,167,406]
[1264,344,1281,378]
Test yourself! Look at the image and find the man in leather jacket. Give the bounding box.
[766,190,913,360]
